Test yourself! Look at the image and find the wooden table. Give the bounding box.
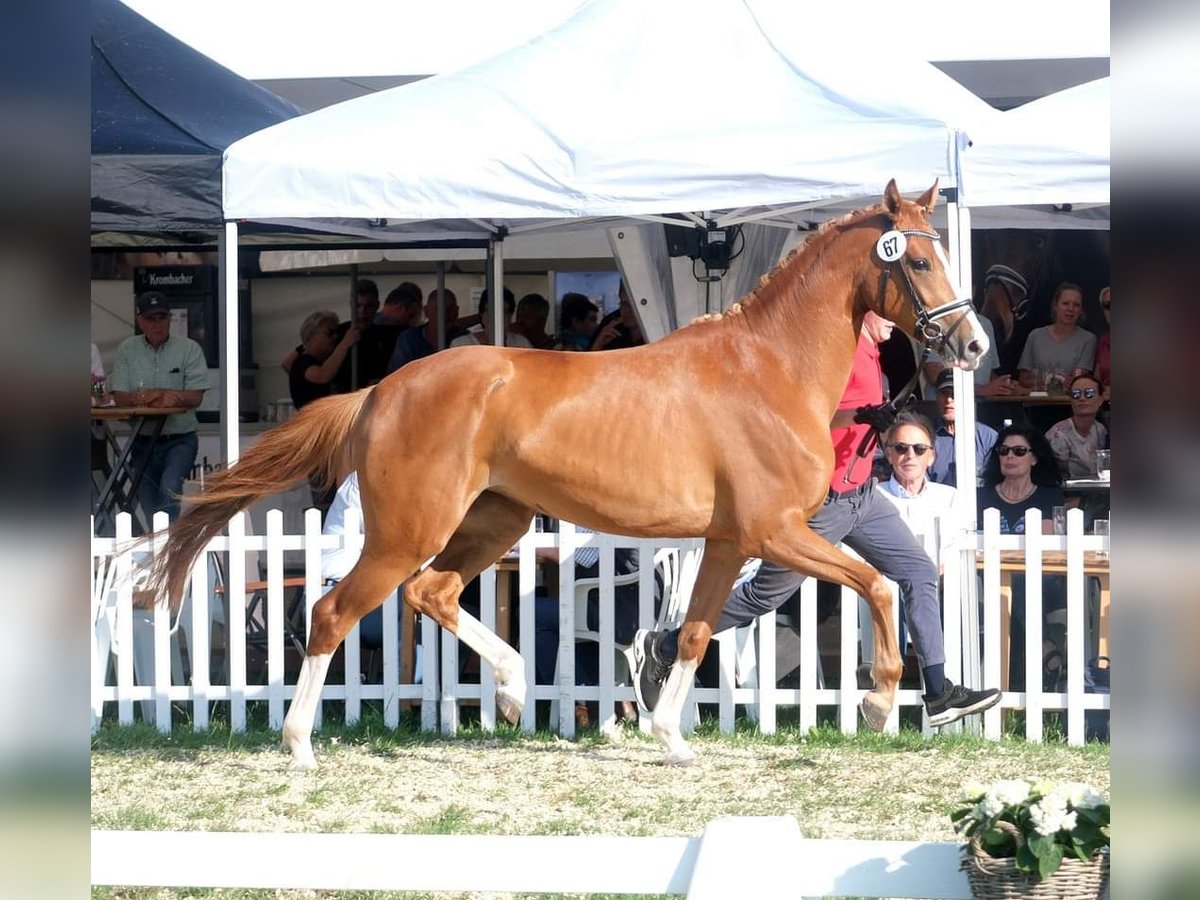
[91,405,187,534]
[978,550,1110,690]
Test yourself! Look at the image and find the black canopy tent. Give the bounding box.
[90,0,302,245]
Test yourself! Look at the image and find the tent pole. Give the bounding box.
[490,235,505,346]
[348,263,359,388]
[219,221,242,466]
[435,262,447,350]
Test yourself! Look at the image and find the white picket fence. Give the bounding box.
[91,507,1109,744]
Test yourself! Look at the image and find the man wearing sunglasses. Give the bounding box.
[632,312,1001,728]
[1045,373,1109,479]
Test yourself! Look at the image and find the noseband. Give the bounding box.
[874,224,974,354]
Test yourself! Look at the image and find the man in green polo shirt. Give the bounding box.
[110,291,210,521]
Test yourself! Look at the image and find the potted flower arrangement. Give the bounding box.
[952,779,1109,899]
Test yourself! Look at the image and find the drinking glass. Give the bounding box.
[1093,518,1109,558]
[1052,505,1067,535]
[1096,449,1110,481]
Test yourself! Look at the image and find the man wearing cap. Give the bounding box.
[928,369,999,487]
[110,290,210,522]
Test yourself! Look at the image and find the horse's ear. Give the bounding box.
[883,179,903,215]
[916,179,940,214]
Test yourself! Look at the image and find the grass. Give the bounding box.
[92,709,1108,899]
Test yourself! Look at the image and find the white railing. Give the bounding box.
[93,818,975,898]
[91,508,1109,744]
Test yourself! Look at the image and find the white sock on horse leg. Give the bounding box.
[283,651,332,769]
[652,658,699,764]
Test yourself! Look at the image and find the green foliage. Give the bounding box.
[952,779,1110,881]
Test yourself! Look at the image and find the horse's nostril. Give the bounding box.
[967,340,983,356]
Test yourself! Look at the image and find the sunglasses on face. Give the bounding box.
[997,445,1031,457]
[1071,387,1099,400]
[889,442,930,456]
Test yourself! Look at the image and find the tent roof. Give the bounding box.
[960,76,1109,210]
[91,0,300,237]
[223,0,997,237]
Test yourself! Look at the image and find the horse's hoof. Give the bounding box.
[286,748,318,771]
[860,691,892,732]
[496,687,524,724]
[664,746,697,767]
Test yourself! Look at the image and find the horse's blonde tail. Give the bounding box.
[148,388,376,612]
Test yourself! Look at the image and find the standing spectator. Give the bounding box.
[282,278,383,390]
[589,283,646,350]
[110,291,209,521]
[556,292,599,351]
[927,369,998,487]
[288,311,362,411]
[511,293,555,349]
[452,288,532,349]
[630,311,1001,727]
[1017,282,1097,390]
[365,282,424,380]
[1093,286,1110,397]
[387,288,467,373]
[978,263,1034,379]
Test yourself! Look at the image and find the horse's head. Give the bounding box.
[870,179,989,370]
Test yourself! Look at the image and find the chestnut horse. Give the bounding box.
[152,180,988,768]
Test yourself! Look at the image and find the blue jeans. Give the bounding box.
[133,431,198,523]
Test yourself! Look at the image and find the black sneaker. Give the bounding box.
[629,628,671,714]
[925,682,1002,727]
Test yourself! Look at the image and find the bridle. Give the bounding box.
[874,222,975,355]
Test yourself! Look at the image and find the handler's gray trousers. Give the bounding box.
[714,478,945,668]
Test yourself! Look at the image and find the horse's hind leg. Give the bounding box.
[283,550,425,769]
[759,520,904,732]
[403,491,535,724]
[653,540,747,765]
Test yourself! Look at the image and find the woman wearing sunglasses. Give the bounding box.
[878,411,956,559]
[1045,373,1109,479]
[979,423,1067,690]
[979,424,1064,535]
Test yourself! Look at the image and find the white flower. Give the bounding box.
[1030,796,1073,836]
[960,782,989,802]
[1055,782,1105,810]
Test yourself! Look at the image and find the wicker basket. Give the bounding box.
[961,821,1110,899]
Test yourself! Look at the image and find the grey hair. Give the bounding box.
[300,310,339,344]
[884,409,936,447]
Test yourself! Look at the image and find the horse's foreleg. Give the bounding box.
[652,541,745,765]
[760,521,903,732]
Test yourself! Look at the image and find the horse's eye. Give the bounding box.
[910,258,930,271]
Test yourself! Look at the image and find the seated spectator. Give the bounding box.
[511,292,555,349]
[977,423,1066,690]
[589,283,646,350]
[555,292,600,351]
[1017,282,1097,390]
[1093,286,1110,398]
[878,410,956,559]
[451,287,532,349]
[927,369,998,487]
[1045,373,1108,480]
[387,288,468,373]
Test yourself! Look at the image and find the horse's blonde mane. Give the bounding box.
[688,201,888,326]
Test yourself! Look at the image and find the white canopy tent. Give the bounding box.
[219,0,1006,452]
